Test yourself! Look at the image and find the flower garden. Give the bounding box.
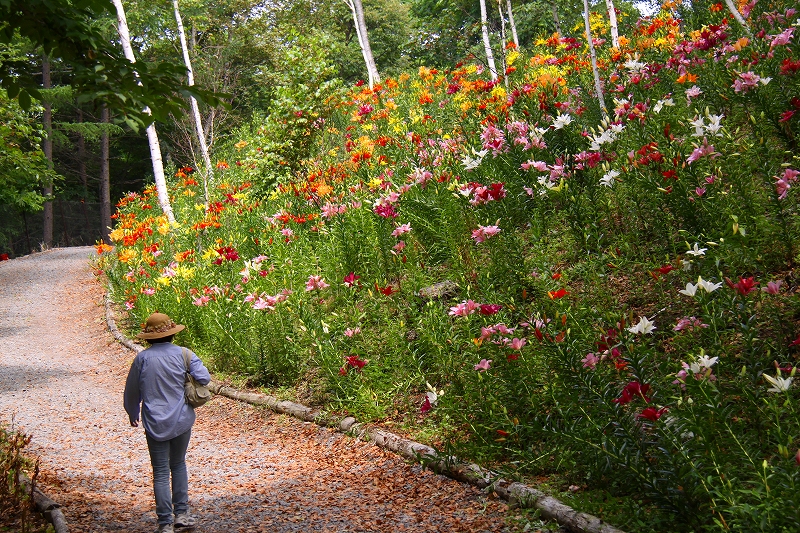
[100,3,800,530]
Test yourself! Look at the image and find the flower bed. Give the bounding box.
[102,4,800,530]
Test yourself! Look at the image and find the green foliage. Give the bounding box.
[215,30,345,189]
[0,92,55,213]
[0,0,226,130]
[0,423,51,533]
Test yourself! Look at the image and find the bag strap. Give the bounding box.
[181,347,191,375]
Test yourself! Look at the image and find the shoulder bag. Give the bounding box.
[182,348,212,407]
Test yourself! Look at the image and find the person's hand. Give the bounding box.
[130,419,139,427]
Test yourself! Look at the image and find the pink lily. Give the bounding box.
[474,359,492,372]
[305,275,330,291]
[508,338,527,350]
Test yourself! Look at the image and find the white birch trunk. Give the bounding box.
[498,0,507,46]
[583,0,608,118]
[506,0,519,47]
[497,0,507,83]
[112,0,175,224]
[552,1,562,36]
[345,0,380,89]
[723,0,752,35]
[479,0,498,80]
[173,0,212,204]
[605,0,619,48]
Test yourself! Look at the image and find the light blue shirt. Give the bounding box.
[123,342,211,441]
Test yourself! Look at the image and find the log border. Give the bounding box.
[105,295,627,533]
[7,247,80,533]
[18,470,69,533]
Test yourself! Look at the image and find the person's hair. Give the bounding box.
[148,335,175,344]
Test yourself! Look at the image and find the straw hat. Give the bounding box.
[136,312,185,340]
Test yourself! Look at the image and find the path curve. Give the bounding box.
[0,247,515,533]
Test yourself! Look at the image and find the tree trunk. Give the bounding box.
[76,109,91,232]
[100,106,112,244]
[479,0,498,80]
[506,0,519,47]
[345,0,380,88]
[723,0,752,35]
[111,0,175,224]
[583,0,607,118]
[497,0,507,82]
[173,0,212,205]
[57,198,69,244]
[551,1,562,36]
[42,53,54,247]
[22,210,31,253]
[605,0,619,48]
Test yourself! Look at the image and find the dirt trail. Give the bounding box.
[0,248,514,533]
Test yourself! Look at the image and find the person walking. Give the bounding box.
[124,312,211,533]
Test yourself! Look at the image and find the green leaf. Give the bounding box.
[124,117,140,133]
[18,89,30,110]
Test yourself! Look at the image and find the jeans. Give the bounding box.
[146,429,191,525]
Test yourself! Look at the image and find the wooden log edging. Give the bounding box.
[20,473,69,533]
[104,295,626,533]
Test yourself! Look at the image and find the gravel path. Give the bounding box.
[0,248,515,533]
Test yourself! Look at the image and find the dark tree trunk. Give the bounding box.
[58,198,69,245]
[22,210,31,252]
[42,53,54,247]
[76,110,91,228]
[100,106,112,244]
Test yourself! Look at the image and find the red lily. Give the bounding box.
[344,355,367,372]
[548,288,568,299]
[638,407,668,421]
[479,304,503,315]
[375,283,397,296]
[343,272,360,288]
[613,381,651,405]
[726,276,758,295]
[420,396,433,414]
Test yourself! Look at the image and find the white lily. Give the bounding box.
[239,260,254,278]
[426,381,443,404]
[763,373,793,393]
[705,114,724,136]
[461,148,488,171]
[609,123,626,134]
[697,354,719,368]
[679,282,698,297]
[686,243,707,256]
[628,316,656,335]
[624,58,646,72]
[690,355,719,373]
[697,276,723,293]
[689,116,706,137]
[551,113,573,130]
[600,170,619,188]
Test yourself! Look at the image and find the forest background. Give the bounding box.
[0,0,607,254]
[3,0,800,531]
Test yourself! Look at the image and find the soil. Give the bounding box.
[0,247,518,533]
